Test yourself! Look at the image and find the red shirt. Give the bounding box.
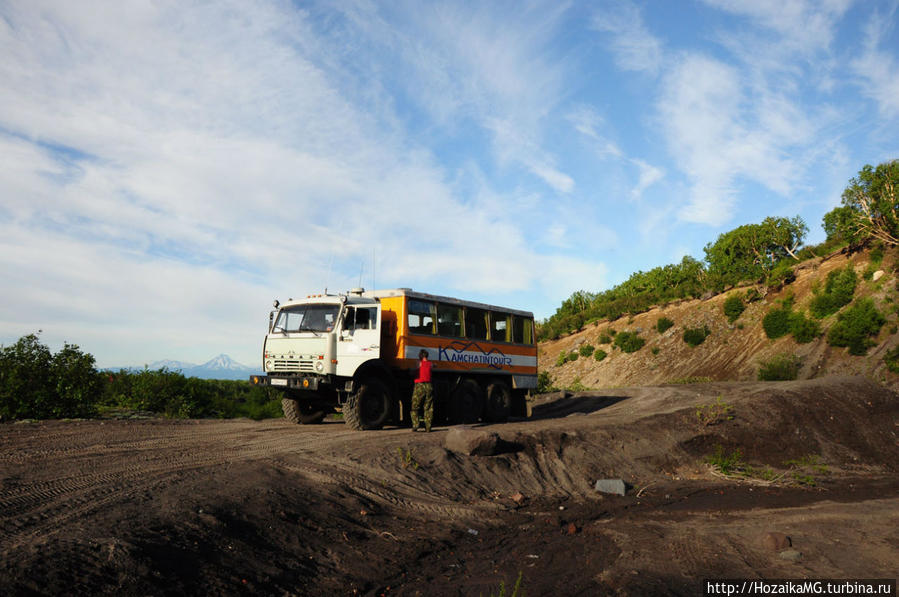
[414,358,432,383]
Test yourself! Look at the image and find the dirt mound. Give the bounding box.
[1,377,897,595]
[541,248,899,392]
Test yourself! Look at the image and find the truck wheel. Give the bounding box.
[282,398,326,424]
[450,379,484,424]
[484,381,512,422]
[344,379,391,430]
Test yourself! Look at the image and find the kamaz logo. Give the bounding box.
[438,341,512,369]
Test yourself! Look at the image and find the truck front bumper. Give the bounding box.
[249,374,324,391]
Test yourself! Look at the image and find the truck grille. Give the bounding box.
[272,358,315,372]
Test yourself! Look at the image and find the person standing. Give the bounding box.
[411,349,433,432]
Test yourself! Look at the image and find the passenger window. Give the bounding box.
[490,312,509,342]
[408,300,435,335]
[437,303,462,337]
[466,308,488,340]
[512,315,533,344]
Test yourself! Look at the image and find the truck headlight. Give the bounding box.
[265,359,273,370]
[314,360,324,372]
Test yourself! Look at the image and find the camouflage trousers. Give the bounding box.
[410,382,434,431]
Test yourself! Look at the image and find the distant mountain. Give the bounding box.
[188,354,256,380]
[114,354,258,380]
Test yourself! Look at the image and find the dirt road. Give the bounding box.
[1,376,897,595]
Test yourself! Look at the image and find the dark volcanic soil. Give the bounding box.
[1,376,897,596]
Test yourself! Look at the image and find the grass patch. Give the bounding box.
[706,445,744,475]
[396,447,419,470]
[758,353,801,381]
[667,376,713,384]
[488,571,523,597]
[695,396,734,426]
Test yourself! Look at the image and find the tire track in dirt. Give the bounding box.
[271,456,504,523]
[0,423,368,549]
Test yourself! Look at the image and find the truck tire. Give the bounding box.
[484,381,512,422]
[281,398,326,425]
[450,379,484,424]
[344,378,391,430]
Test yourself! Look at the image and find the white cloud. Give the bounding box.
[630,159,664,199]
[0,0,596,364]
[851,3,899,119]
[591,0,663,75]
[700,0,853,55]
[657,53,827,225]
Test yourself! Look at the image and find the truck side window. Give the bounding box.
[466,308,488,339]
[490,312,509,342]
[437,303,462,337]
[408,300,435,335]
[357,307,377,330]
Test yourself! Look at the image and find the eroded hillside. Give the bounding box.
[540,248,899,391]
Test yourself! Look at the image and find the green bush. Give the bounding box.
[789,311,820,344]
[579,343,595,358]
[0,334,101,420]
[597,333,612,344]
[758,353,801,381]
[613,331,645,353]
[682,326,711,347]
[555,352,568,366]
[656,317,674,333]
[869,244,884,265]
[567,351,579,362]
[0,334,283,421]
[826,298,886,355]
[766,261,796,287]
[762,305,793,339]
[594,349,607,362]
[723,294,745,323]
[883,346,899,373]
[537,371,556,393]
[809,265,857,318]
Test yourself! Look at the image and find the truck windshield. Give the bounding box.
[273,304,340,333]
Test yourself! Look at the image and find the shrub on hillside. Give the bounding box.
[809,265,857,318]
[594,349,608,362]
[883,346,899,373]
[789,311,821,344]
[597,333,612,344]
[656,317,674,333]
[555,352,568,366]
[613,331,645,353]
[579,343,595,358]
[723,294,745,323]
[567,351,579,362]
[826,298,886,355]
[537,371,556,393]
[744,288,763,303]
[758,353,801,381]
[683,326,711,347]
[763,304,793,339]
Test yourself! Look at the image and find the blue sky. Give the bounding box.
[1,0,897,368]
